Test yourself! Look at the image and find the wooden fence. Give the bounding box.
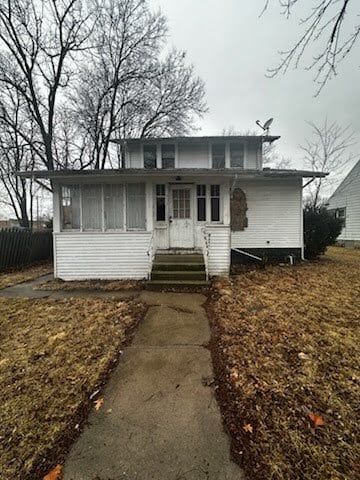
[0,228,53,271]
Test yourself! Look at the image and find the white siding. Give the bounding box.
[54,232,151,280]
[327,160,360,241]
[177,143,209,168]
[207,226,230,277]
[231,179,302,248]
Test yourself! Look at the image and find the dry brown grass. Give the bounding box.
[209,247,359,480]
[0,297,146,479]
[0,262,53,290]
[35,278,143,291]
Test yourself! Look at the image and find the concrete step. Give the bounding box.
[152,262,205,272]
[151,270,207,281]
[146,279,210,289]
[154,254,204,264]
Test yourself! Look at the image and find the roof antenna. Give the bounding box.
[256,118,274,135]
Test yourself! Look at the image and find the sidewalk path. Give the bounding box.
[63,291,243,480]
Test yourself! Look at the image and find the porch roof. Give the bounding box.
[17,168,327,180]
[112,135,280,144]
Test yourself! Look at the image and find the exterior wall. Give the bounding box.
[231,178,303,249]
[54,232,151,280]
[327,160,360,242]
[207,226,230,276]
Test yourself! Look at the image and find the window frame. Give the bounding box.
[161,144,176,169]
[211,143,226,169]
[155,184,167,222]
[196,184,207,222]
[143,144,157,169]
[59,183,147,233]
[210,184,221,222]
[229,142,245,169]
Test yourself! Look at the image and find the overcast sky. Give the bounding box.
[150,0,360,179]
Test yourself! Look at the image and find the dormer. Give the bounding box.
[117,135,280,170]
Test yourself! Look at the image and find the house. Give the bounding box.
[327,159,360,248]
[19,135,325,281]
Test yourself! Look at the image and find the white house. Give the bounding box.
[327,159,360,247]
[20,135,325,282]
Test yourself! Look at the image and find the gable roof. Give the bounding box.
[328,159,360,201]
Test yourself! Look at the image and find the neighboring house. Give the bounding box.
[327,159,360,247]
[19,135,325,280]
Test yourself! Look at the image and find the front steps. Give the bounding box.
[148,253,209,288]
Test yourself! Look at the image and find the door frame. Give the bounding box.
[168,183,195,249]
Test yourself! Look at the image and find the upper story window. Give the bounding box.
[144,145,157,169]
[161,144,175,169]
[212,143,225,169]
[230,143,244,168]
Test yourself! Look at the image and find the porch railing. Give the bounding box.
[200,227,210,280]
[147,231,155,280]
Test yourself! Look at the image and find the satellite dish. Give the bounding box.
[255,117,274,135]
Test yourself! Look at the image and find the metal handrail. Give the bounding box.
[200,227,210,280]
[147,231,155,279]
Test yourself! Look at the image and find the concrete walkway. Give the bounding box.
[63,291,243,480]
[0,277,243,479]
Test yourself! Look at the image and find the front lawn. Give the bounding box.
[0,297,146,479]
[0,262,53,290]
[209,247,359,480]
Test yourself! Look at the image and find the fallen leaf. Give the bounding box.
[309,413,325,427]
[243,423,253,433]
[94,398,104,411]
[43,464,63,480]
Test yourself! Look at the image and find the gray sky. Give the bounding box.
[150,0,360,179]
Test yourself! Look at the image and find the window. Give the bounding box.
[104,184,124,230]
[144,145,157,169]
[212,143,225,169]
[230,143,244,168]
[210,184,220,221]
[336,207,346,226]
[61,185,80,230]
[127,183,146,230]
[197,185,206,221]
[172,188,190,219]
[82,184,102,230]
[161,144,175,169]
[156,184,166,221]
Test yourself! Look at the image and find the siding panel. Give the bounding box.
[207,226,230,276]
[55,232,151,280]
[327,160,360,241]
[231,179,302,248]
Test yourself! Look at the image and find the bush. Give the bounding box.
[304,205,343,259]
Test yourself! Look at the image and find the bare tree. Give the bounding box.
[0,88,37,228]
[73,0,206,169]
[301,118,356,208]
[263,1,359,94]
[0,0,94,171]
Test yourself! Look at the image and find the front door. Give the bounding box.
[169,185,194,248]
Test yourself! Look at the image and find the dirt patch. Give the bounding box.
[0,297,147,479]
[208,247,359,480]
[35,277,144,292]
[0,262,53,290]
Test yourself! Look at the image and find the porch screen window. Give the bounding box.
[127,183,146,230]
[156,184,166,221]
[61,185,80,230]
[212,143,225,169]
[210,185,220,222]
[197,185,206,221]
[161,144,175,169]
[230,143,244,168]
[104,184,124,229]
[144,145,157,169]
[82,184,102,231]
